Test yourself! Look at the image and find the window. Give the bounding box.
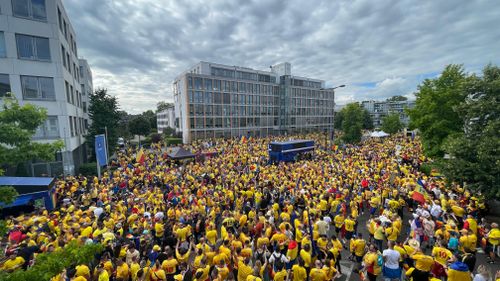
[66,53,70,72]
[63,20,67,39]
[34,116,59,139]
[70,85,73,104]
[0,74,11,97]
[58,8,62,31]
[0,32,6,57]
[61,45,66,68]
[65,81,70,102]
[69,116,74,136]
[16,34,50,61]
[21,76,55,100]
[12,0,47,21]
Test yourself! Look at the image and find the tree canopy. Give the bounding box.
[86,89,120,158]
[129,116,151,139]
[340,103,364,143]
[157,101,173,112]
[381,113,403,134]
[440,64,500,198]
[386,95,408,102]
[407,65,467,157]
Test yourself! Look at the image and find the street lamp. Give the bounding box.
[320,85,346,141]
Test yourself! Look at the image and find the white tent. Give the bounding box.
[370,131,390,138]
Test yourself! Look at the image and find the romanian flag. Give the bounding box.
[136,148,145,164]
[412,191,425,204]
[240,135,247,144]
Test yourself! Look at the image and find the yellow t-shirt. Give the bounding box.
[300,249,312,268]
[432,247,452,265]
[162,258,178,274]
[274,269,287,281]
[75,264,90,277]
[412,253,434,272]
[344,219,355,232]
[363,253,382,275]
[150,269,167,281]
[237,260,253,281]
[309,268,328,281]
[1,257,25,271]
[350,239,366,257]
[489,228,500,246]
[116,263,129,280]
[292,265,307,281]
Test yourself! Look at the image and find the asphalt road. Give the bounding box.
[332,209,500,281]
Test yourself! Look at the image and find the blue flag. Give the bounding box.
[95,134,108,166]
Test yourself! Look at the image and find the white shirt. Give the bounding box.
[93,207,104,218]
[382,249,400,269]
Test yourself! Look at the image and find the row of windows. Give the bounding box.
[290,88,334,100]
[57,5,77,57]
[188,91,279,105]
[189,104,279,117]
[291,98,335,108]
[189,117,279,129]
[0,74,83,108]
[69,116,86,137]
[291,78,322,89]
[12,0,46,21]
[210,67,277,83]
[187,76,279,95]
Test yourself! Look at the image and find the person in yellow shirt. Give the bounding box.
[237,256,253,281]
[291,259,307,281]
[309,260,328,281]
[486,222,500,263]
[363,244,381,281]
[115,259,130,281]
[343,215,356,242]
[75,264,91,279]
[350,233,367,263]
[1,254,25,272]
[96,265,110,281]
[431,241,452,279]
[300,244,312,272]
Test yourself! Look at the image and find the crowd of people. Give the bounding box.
[1,133,499,281]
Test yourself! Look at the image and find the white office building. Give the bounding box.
[360,99,416,128]
[173,61,336,143]
[157,104,175,134]
[0,0,90,175]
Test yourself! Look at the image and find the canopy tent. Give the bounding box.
[0,177,56,210]
[370,131,390,138]
[167,147,196,160]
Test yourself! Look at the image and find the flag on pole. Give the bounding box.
[412,190,425,204]
[136,148,145,164]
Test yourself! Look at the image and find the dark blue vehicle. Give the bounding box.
[268,140,315,163]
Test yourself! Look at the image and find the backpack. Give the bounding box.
[377,254,384,266]
[273,253,285,272]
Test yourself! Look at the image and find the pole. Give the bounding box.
[97,161,101,178]
[104,126,109,166]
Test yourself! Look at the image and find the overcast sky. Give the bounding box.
[65,0,500,114]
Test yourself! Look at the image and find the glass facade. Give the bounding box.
[183,65,335,141]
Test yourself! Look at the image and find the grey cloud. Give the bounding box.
[64,0,500,114]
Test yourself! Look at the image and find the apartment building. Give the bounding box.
[0,0,90,175]
[157,104,175,134]
[360,99,415,127]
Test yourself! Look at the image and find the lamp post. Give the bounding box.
[320,85,346,142]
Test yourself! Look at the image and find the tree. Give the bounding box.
[129,116,151,145]
[381,113,403,134]
[86,89,120,159]
[440,64,500,198]
[407,64,467,157]
[334,110,344,130]
[340,103,364,143]
[116,111,131,141]
[157,101,173,112]
[386,95,408,102]
[0,95,63,234]
[141,110,157,131]
[362,109,374,130]
[162,127,176,137]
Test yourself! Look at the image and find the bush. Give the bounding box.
[165,138,182,146]
[419,162,439,176]
[150,133,162,144]
[0,241,103,281]
[78,162,97,176]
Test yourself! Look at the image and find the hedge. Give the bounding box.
[78,162,97,176]
[0,241,103,281]
[165,138,182,145]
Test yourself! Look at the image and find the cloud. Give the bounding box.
[64,0,500,114]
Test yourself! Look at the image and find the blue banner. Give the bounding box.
[95,134,107,166]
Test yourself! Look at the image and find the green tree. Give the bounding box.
[116,111,131,141]
[334,110,344,130]
[362,109,374,130]
[157,101,173,112]
[129,116,151,145]
[141,110,157,131]
[86,89,120,159]
[381,113,403,134]
[0,95,63,234]
[386,95,408,102]
[440,64,500,198]
[407,64,467,157]
[340,103,364,143]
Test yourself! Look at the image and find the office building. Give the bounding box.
[360,99,415,128]
[173,61,335,143]
[0,0,90,175]
[157,104,175,134]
